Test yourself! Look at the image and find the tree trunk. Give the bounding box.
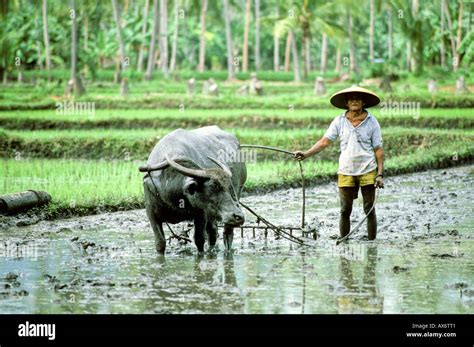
[35,6,43,70]
[273,7,279,71]
[242,0,251,72]
[290,30,300,82]
[84,10,89,51]
[145,0,159,80]
[454,0,464,70]
[440,0,445,67]
[223,0,234,80]
[347,12,358,74]
[387,6,393,60]
[69,0,84,95]
[197,0,207,72]
[254,0,260,70]
[406,41,412,71]
[137,0,150,72]
[335,47,341,73]
[111,0,127,77]
[320,33,327,73]
[70,0,77,81]
[412,0,423,74]
[159,0,168,78]
[443,0,457,69]
[42,0,51,81]
[369,0,374,62]
[302,28,310,78]
[284,31,291,72]
[169,0,179,72]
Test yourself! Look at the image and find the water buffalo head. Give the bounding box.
[165,155,245,227]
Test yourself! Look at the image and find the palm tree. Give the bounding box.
[42,0,51,81]
[223,0,234,80]
[145,0,159,80]
[273,6,279,71]
[169,0,179,72]
[111,0,127,77]
[387,5,393,61]
[369,0,375,62]
[197,0,207,72]
[284,32,291,72]
[390,0,426,75]
[254,0,260,70]
[159,0,169,78]
[274,1,344,79]
[69,0,85,95]
[290,30,301,82]
[242,0,251,72]
[137,0,150,72]
[320,33,327,73]
[454,0,464,71]
[347,10,358,74]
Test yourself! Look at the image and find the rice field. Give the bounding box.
[1,77,473,219]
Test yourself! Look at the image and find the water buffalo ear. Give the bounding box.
[184,177,200,196]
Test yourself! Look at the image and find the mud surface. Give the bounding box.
[1,165,473,313]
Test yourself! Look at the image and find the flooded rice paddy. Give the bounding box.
[1,165,473,313]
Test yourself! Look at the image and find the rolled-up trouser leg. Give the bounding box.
[339,187,356,238]
[361,185,377,240]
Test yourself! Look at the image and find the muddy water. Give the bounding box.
[1,165,473,314]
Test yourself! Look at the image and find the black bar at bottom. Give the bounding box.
[0,314,472,345]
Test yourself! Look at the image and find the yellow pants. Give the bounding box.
[338,169,377,188]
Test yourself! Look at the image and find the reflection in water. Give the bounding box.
[337,245,383,313]
[193,252,237,287]
[301,251,307,314]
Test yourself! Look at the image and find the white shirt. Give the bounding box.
[324,111,383,176]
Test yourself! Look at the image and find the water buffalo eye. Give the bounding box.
[210,181,220,190]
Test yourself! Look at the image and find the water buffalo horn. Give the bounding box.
[207,156,232,177]
[165,154,210,178]
[138,160,169,172]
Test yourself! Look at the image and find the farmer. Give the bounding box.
[294,86,384,240]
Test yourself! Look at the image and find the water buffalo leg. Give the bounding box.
[194,214,207,253]
[146,208,166,254]
[223,225,234,251]
[206,221,218,251]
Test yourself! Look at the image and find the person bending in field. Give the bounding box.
[294,86,384,240]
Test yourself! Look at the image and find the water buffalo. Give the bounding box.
[139,126,247,254]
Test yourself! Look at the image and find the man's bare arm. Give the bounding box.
[294,136,332,161]
[374,147,384,175]
[374,147,384,188]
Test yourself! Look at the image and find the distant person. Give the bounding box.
[294,86,384,240]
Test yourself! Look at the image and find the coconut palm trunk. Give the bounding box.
[223,0,234,80]
[197,0,207,72]
[169,0,179,72]
[145,0,159,80]
[42,0,51,81]
[242,0,251,72]
[137,0,149,72]
[290,30,301,82]
[159,0,169,78]
[254,0,260,70]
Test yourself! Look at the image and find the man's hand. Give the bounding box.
[374,175,384,188]
[294,151,306,161]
